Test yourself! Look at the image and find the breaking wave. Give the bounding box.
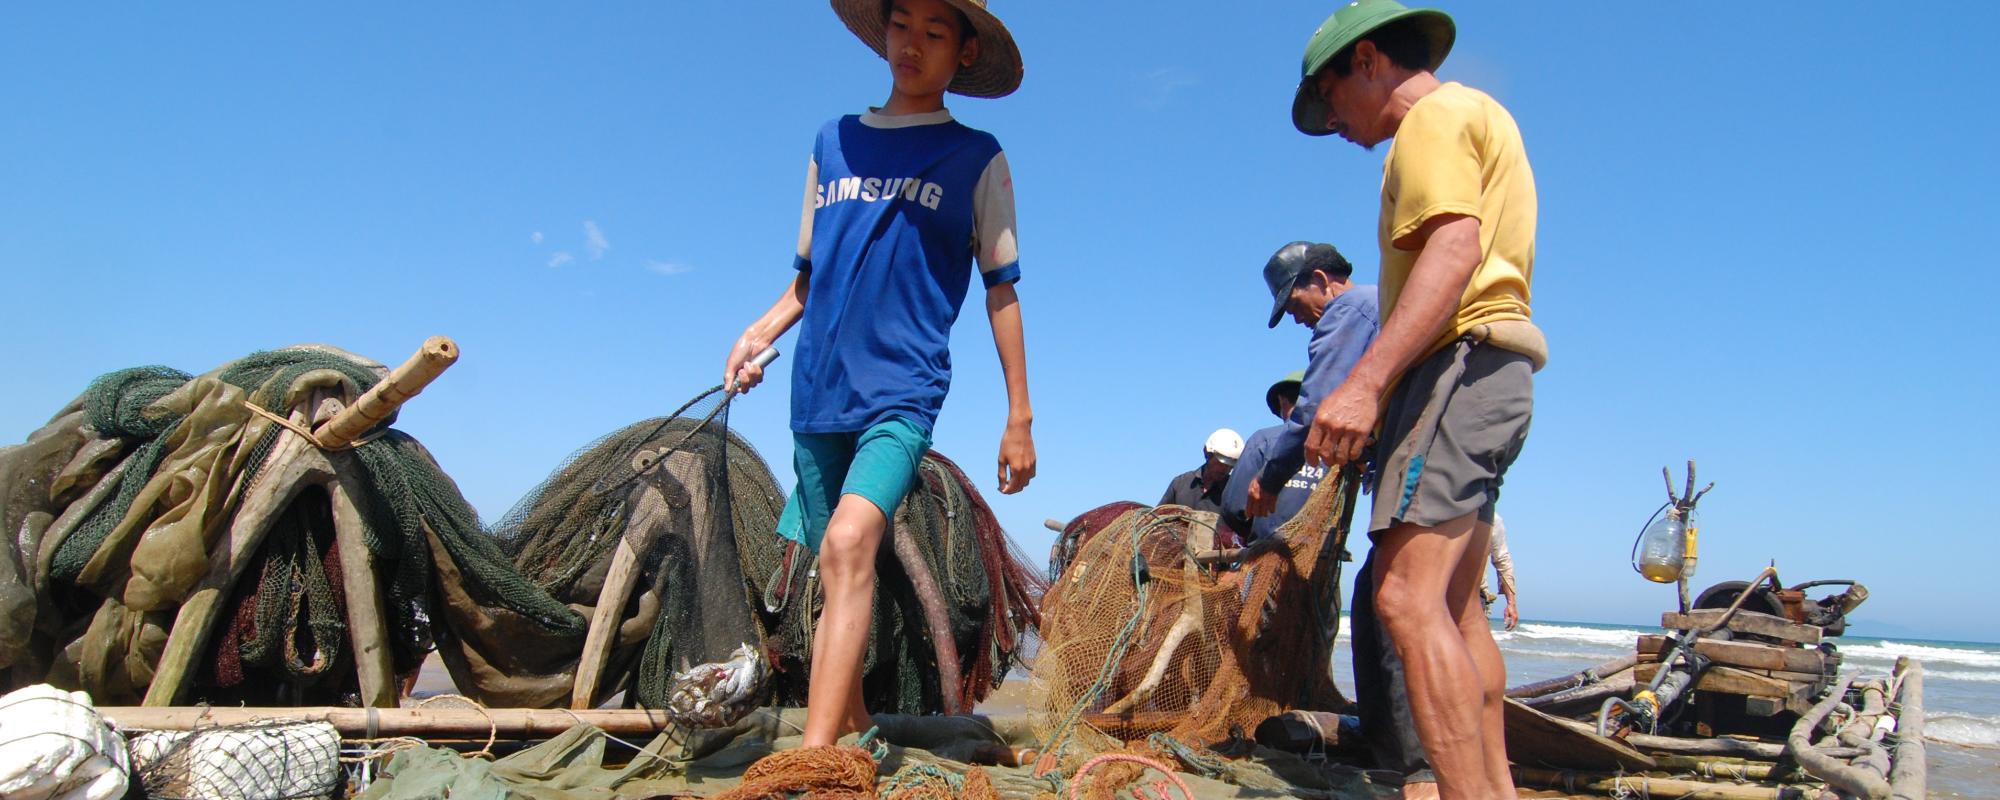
[1928,712,2000,748]
[1839,641,2000,670]
[1495,622,1644,652]
[1925,669,2000,685]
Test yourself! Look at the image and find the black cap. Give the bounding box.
[1262,241,1351,328]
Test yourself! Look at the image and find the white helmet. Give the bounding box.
[1204,428,1244,466]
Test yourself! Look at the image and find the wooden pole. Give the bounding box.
[1508,654,1639,699]
[571,484,669,709]
[314,336,457,450]
[892,523,965,715]
[331,465,396,707]
[1513,766,1810,800]
[98,706,1035,742]
[1888,658,1926,800]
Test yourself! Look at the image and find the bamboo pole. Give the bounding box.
[1509,654,1639,699]
[98,706,1037,743]
[105,705,688,738]
[1649,755,1802,782]
[331,465,395,707]
[1513,766,1810,800]
[314,336,457,450]
[1888,658,1926,800]
[1546,715,1865,761]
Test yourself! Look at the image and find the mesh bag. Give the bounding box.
[130,721,341,800]
[1031,466,1360,760]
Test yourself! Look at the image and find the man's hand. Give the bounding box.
[1246,479,1277,518]
[723,336,769,394]
[997,420,1036,494]
[1305,379,1381,467]
[1503,592,1519,631]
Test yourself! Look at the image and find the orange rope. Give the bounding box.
[1068,753,1196,800]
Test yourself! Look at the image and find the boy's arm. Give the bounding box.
[986,282,1035,494]
[725,269,809,393]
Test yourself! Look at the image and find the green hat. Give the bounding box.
[1290,0,1456,136]
[1266,370,1306,418]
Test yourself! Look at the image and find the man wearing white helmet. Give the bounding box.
[1159,428,1249,542]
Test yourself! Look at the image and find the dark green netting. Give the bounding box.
[30,348,587,703]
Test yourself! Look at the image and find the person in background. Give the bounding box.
[1224,371,1325,543]
[1482,514,1519,631]
[1243,242,1378,522]
[1160,428,1248,543]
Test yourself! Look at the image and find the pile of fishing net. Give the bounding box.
[487,385,1047,714]
[0,345,583,707]
[1030,467,1361,766]
[1,341,1045,719]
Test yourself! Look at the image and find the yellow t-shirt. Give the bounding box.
[1378,82,1546,369]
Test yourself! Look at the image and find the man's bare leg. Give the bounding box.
[1373,511,1500,800]
[801,494,888,746]
[1454,519,1514,794]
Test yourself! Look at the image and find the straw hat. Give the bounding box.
[831,0,1024,98]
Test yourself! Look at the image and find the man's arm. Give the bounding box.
[1305,214,1481,466]
[987,282,1035,494]
[725,270,809,392]
[1247,298,1376,516]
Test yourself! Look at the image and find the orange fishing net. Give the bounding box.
[1031,467,1359,760]
[711,745,877,800]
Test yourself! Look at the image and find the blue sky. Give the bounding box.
[4,3,1996,641]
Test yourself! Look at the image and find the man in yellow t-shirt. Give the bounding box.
[1288,2,1543,798]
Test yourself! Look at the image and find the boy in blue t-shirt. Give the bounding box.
[723,0,1035,747]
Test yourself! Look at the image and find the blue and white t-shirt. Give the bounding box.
[789,109,1020,434]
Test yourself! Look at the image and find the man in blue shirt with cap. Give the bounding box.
[1243,241,1377,522]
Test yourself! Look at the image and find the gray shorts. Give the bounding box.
[1368,338,1534,535]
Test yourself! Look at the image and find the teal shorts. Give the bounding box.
[776,417,932,552]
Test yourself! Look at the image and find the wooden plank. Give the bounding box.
[1635,635,1826,674]
[1503,697,1657,772]
[571,483,670,709]
[330,465,396,708]
[1636,664,1793,699]
[1661,610,1821,645]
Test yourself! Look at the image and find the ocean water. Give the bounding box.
[1322,617,1998,797]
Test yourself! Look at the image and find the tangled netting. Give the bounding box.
[1031,467,1360,762]
[4,344,1045,719]
[1047,501,1146,582]
[3,346,585,706]
[760,451,1048,716]
[479,387,781,708]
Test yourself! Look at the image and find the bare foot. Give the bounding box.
[1400,780,1440,800]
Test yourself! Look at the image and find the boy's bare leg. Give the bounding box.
[1454,519,1514,794]
[802,494,889,747]
[1373,512,1502,800]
